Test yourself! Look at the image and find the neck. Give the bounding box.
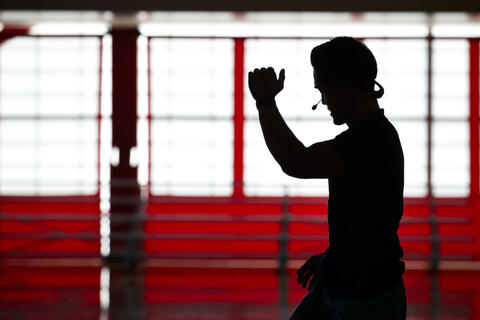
[346,98,380,129]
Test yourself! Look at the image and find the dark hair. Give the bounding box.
[310,36,384,98]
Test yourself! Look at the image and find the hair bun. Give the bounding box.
[374,80,384,99]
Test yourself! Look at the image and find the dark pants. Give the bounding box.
[289,270,407,320]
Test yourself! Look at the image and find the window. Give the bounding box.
[147,38,234,196]
[141,35,479,199]
[140,12,479,199]
[0,36,102,195]
[432,40,470,197]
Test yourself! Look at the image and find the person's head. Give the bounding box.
[310,36,383,125]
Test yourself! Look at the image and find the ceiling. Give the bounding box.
[1,0,479,12]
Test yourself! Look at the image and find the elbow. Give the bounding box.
[281,163,308,179]
[278,149,309,178]
[280,164,294,176]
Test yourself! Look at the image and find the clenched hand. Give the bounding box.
[248,67,285,100]
[296,253,323,290]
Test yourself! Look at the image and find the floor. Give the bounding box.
[1,260,480,320]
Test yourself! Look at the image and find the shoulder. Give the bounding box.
[379,114,403,152]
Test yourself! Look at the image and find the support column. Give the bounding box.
[469,39,480,261]
[233,38,245,198]
[426,32,439,274]
[470,39,479,200]
[109,28,142,267]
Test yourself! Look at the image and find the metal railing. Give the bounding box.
[1,185,476,273]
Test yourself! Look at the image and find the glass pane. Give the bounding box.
[150,39,234,117]
[148,39,234,195]
[0,37,101,195]
[432,40,469,119]
[150,120,233,195]
[430,40,470,197]
[432,121,469,197]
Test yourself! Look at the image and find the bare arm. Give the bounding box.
[257,100,304,171]
[249,67,345,179]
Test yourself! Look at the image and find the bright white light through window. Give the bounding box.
[148,38,234,196]
[0,36,101,195]
[30,23,109,35]
[432,40,470,197]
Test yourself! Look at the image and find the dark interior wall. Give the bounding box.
[1,0,480,12]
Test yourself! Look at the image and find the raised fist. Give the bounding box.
[248,67,285,100]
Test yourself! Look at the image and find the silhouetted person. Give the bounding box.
[248,37,406,319]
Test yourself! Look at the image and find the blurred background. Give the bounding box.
[0,1,480,319]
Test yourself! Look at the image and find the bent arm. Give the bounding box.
[258,100,345,179]
[257,100,305,172]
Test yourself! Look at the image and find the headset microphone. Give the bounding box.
[312,100,321,110]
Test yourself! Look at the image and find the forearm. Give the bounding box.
[257,99,305,170]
